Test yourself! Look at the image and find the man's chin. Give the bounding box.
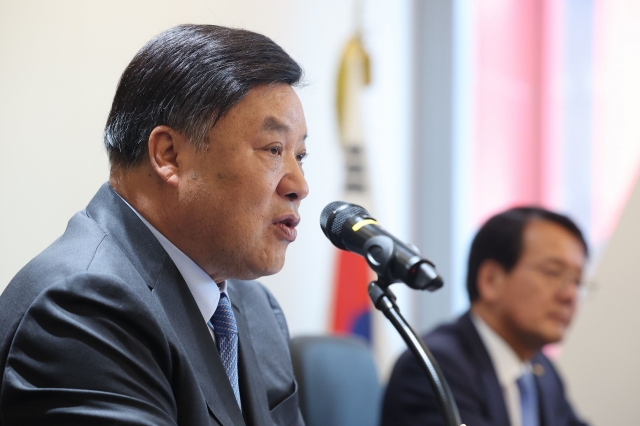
[540,327,565,346]
[238,257,286,280]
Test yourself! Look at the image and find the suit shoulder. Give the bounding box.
[391,317,477,390]
[3,211,110,299]
[13,212,104,274]
[1,214,107,350]
[424,320,470,362]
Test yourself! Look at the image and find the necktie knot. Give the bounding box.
[211,293,238,335]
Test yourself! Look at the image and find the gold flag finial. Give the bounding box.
[336,36,371,137]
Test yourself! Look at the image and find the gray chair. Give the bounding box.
[289,335,382,426]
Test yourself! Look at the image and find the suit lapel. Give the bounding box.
[152,259,246,426]
[228,285,272,426]
[458,313,511,426]
[532,354,552,426]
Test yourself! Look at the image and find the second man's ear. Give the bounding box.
[476,259,508,303]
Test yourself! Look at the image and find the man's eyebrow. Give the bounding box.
[261,116,290,133]
[540,258,565,266]
[540,257,580,269]
[261,116,308,140]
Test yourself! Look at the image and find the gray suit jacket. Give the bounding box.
[0,183,304,426]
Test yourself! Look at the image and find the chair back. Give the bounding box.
[289,335,382,426]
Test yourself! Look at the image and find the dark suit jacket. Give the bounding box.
[0,183,304,426]
[381,312,588,426]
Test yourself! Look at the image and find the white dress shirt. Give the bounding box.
[118,194,225,339]
[470,313,533,426]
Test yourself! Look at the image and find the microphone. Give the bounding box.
[320,201,443,291]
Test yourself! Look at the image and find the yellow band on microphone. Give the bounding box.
[352,219,378,232]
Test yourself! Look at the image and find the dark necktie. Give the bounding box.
[517,370,539,426]
[208,293,241,409]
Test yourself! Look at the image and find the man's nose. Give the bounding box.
[557,279,581,303]
[278,155,309,202]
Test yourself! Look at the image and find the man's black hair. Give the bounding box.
[467,207,589,302]
[104,24,303,168]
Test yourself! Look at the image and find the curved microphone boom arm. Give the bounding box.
[368,279,462,426]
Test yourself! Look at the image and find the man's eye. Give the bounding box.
[541,268,563,278]
[296,152,307,163]
[269,147,282,155]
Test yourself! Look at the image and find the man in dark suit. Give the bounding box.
[0,25,308,425]
[381,207,589,426]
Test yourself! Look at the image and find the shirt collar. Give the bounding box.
[470,312,531,387]
[115,191,225,323]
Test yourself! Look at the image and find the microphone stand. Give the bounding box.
[368,278,463,426]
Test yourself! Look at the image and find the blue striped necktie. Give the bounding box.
[209,293,241,409]
[516,370,539,426]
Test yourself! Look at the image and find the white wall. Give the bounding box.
[0,0,412,366]
[558,174,640,424]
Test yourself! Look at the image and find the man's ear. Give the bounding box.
[148,126,189,187]
[476,259,508,303]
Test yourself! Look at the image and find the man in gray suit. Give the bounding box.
[0,25,308,425]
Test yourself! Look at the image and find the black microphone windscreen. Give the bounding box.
[319,201,346,232]
[320,201,374,250]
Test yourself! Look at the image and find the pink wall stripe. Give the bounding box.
[473,0,545,225]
